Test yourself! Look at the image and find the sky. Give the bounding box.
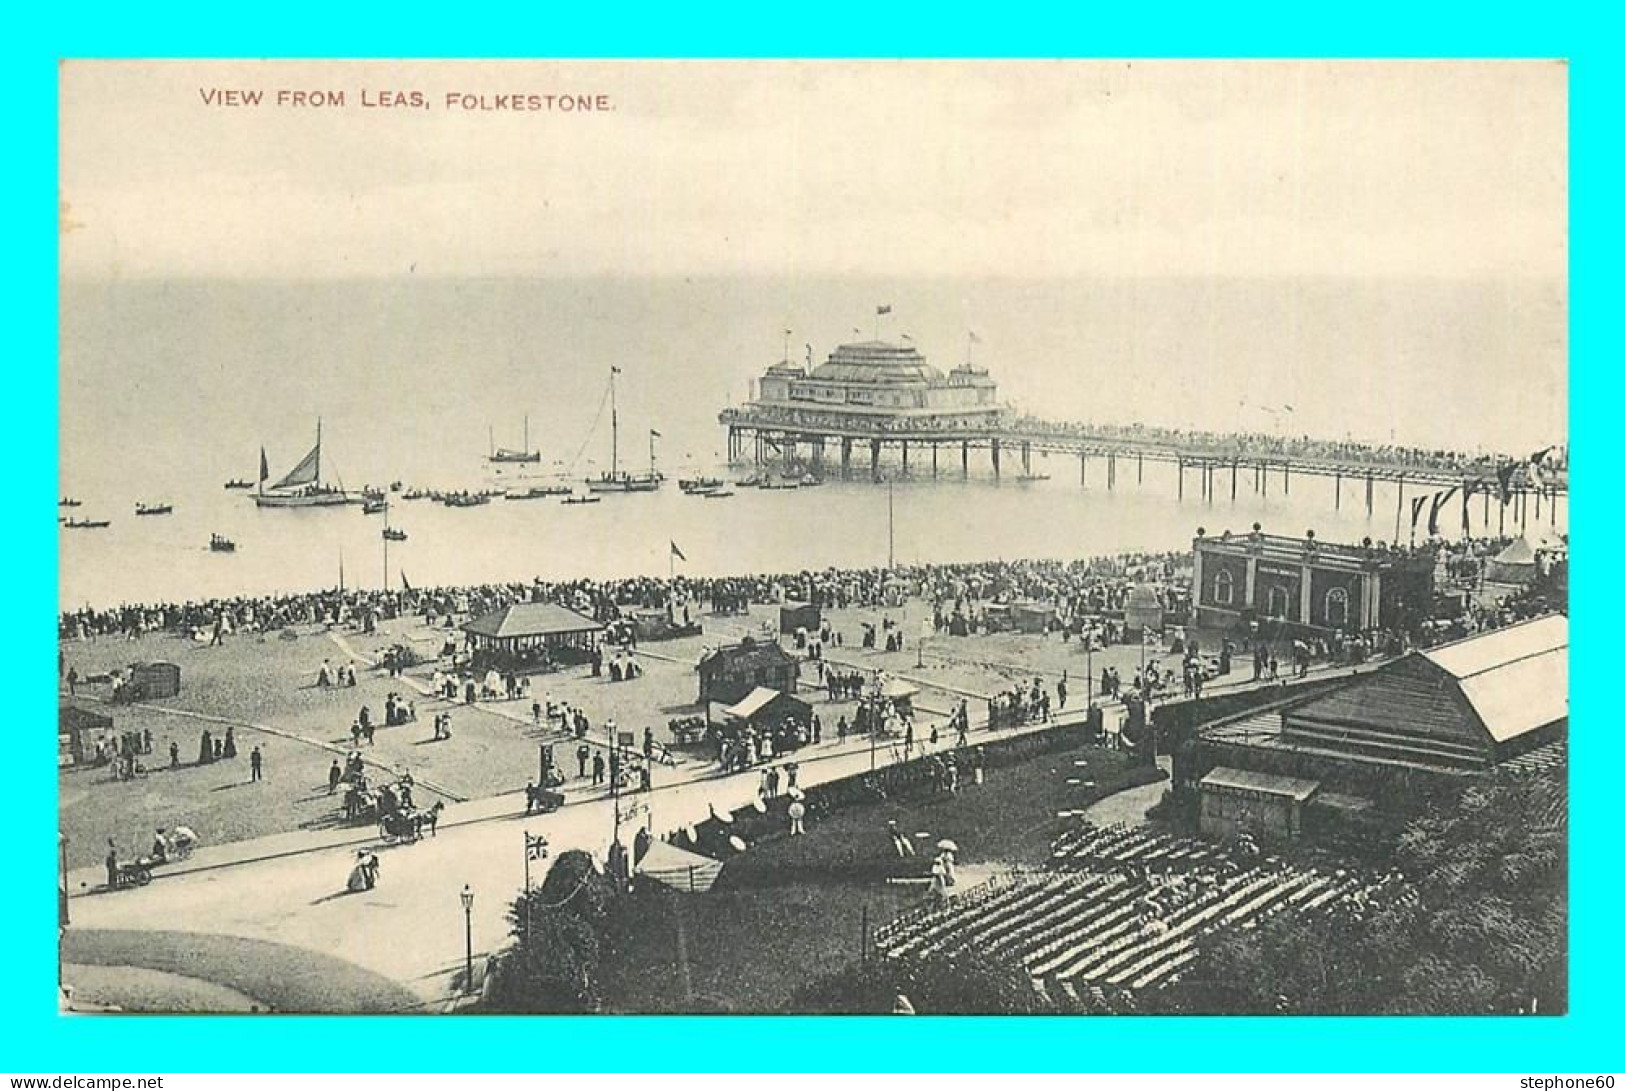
[59,60,1567,283]
[57,61,1568,453]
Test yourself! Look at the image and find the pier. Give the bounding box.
[720,404,1567,524]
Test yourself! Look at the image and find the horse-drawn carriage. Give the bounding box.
[343,773,442,842]
[377,800,444,844]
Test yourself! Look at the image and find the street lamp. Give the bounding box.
[459,884,474,994]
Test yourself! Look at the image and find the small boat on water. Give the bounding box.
[584,368,664,493]
[382,527,407,542]
[506,484,573,500]
[254,422,360,508]
[401,489,428,501]
[362,498,388,515]
[443,493,491,508]
[489,418,542,464]
[59,497,82,508]
[733,474,764,488]
[209,534,236,552]
[560,494,602,506]
[702,488,736,499]
[223,479,254,490]
[799,474,823,487]
[1014,472,1051,483]
[136,502,174,516]
[389,481,403,493]
[679,476,725,493]
[63,518,110,529]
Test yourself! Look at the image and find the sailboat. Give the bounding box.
[253,421,358,508]
[489,417,542,464]
[586,367,663,493]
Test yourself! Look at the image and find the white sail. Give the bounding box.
[271,440,320,490]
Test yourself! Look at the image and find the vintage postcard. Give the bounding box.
[57,59,1567,1015]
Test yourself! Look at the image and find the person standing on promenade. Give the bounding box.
[249,746,263,782]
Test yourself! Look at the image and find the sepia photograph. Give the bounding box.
[55,59,1568,1017]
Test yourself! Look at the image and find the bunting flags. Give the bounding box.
[1496,462,1517,504]
[1410,494,1429,533]
[670,540,687,562]
[1461,480,1478,535]
[1427,486,1459,537]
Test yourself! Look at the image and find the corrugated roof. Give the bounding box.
[460,602,603,640]
[1198,766,1321,801]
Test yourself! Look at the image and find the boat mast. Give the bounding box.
[489,426,495,459]
[524,415,530,455]
[315,418,322,485]
[610,368,619,479]
[887,479,895,569]
[382,501,389,591]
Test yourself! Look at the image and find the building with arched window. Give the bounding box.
[1192,528,1434,635]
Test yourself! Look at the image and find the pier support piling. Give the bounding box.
[991,437,1001,478]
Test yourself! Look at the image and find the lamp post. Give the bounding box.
[459,884,474,994]
[59,834,70,927]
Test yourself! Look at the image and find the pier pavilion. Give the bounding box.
[722,336,1566,528]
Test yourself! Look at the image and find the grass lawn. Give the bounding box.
[716,743,1150,885]
[62,963,261,1013]
[63,928,421,1013]
[596,739,1161,1013]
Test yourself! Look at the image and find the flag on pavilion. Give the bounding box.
[969,330,983,344]
[526,832,549,861]
[670,540,687,562]
[650,429,662,438]
[877,305,892,316]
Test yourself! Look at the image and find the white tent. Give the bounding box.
[1486,537,1539,584]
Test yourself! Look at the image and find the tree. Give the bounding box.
[786,950,1045,1014]
[483,850,621,1013]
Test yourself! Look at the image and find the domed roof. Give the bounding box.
[810,341,944,385]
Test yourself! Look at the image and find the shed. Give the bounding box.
[1198,766,1321,842]
[59,702,113,767]
[697,638,800,705]
[128,661,181,700]
[779,601,821,636]
[1011,600,1056,634]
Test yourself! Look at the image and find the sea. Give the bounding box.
[58,276,1568,612]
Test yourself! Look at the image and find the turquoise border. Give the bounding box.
[15,4,1617,1072]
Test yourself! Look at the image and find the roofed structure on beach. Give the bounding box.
[461,602,604,653]
[697,638,800,706]
[1192,614,1568,779]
